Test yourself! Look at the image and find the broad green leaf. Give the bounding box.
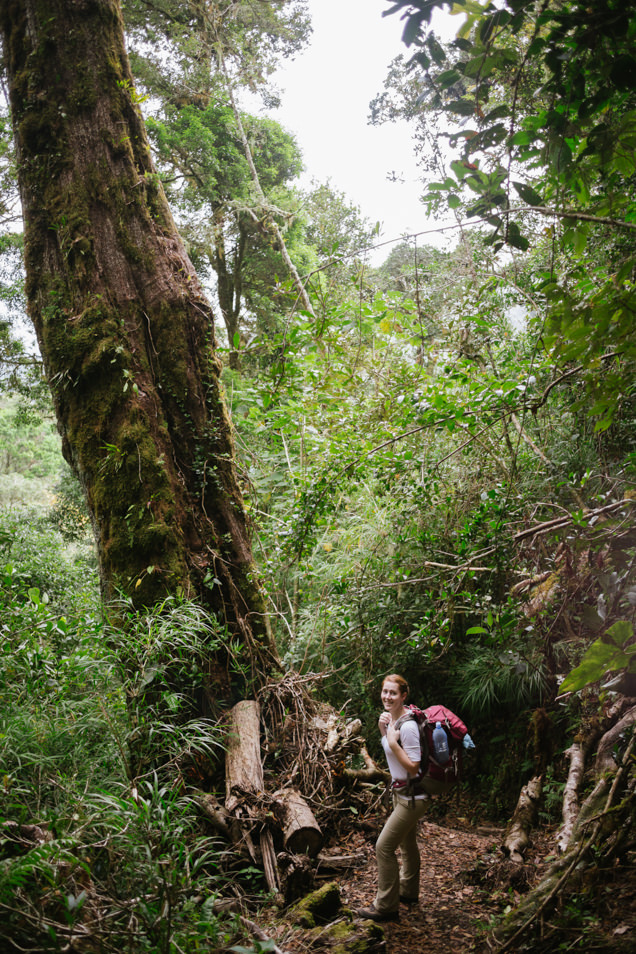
[484,104,510,122]
[28,587,41,605]
[457,16,476,40]
[462,54,486,78]
[478,9,512,42]
[571,226,589,258]
[512,181,543,206]
[506,221,529,251]
[560,640,628,694]
[448,99,477,116]
[438,68,462,89]
[477,123,508,147]
[427,34,447,65]
[410,50,431,70]
[450,159,473,180]
[402,13,425,47]
[550,140,573,171]
[606,620,634,647]
[510,130,535,146]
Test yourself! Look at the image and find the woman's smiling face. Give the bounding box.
[381,679,407,715]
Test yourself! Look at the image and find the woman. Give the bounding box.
[358,673,428,923]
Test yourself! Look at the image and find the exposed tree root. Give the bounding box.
[502,774,543,862]
[493,728,636,951]
[595,705,636,773]
[556,726,601,853]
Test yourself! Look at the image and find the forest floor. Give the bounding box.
[333,811,508,953]
[262,796,636,954]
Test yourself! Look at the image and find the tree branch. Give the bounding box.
[513,498,636,543]
[530,353,622,412]
[525,205,636,231]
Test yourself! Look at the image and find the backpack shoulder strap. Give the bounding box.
[394,710,416,732]
[394,709,427,770]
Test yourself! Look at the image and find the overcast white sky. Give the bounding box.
[260,0,451,256]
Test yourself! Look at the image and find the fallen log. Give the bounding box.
[223,699,326,900]
[275,788,323,857]
[225,700,279,894]
[277,851,316,902]
[502,774,543,863]
[193,791,233,841]
[225,699,264,811]
[316,850,367,872]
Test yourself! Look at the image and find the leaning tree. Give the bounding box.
[0,7,381,920]
[0,0,277,683]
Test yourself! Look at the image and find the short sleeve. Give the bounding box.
[400,719,421,765]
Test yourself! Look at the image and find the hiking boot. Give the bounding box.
[399,895,419,905]
[357,904,399,923]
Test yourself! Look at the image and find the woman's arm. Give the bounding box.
[386,723,421,777]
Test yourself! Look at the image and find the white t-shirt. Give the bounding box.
[381,718,421,784]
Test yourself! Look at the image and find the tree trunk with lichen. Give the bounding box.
[494,728,636,951]
[0,0,276,685]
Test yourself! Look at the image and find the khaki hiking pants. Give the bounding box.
[374,792,429,914]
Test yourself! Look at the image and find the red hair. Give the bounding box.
[382,673,409,697]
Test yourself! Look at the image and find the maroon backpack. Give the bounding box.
[395,704,468,794]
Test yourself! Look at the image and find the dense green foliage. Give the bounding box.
[236,227,635,803]
[0,517,258,951]
[376,0,636,429]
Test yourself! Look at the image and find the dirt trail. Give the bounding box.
[335,813,636,953]
[263,809,513,953]
[263,804,636,952]
[340,818,505,953]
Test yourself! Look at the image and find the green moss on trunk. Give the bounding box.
[0,0,277,691]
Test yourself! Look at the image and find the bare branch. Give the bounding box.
[514,498,636,543]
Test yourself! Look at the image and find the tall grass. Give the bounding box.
[0,520,249,953]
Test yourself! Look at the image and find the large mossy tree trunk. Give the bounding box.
[0,0,275,681]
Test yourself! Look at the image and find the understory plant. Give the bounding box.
[0,530,251,952]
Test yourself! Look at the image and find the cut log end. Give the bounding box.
[275,788,324,857]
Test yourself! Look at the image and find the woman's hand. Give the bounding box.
[386,722,401,749]
[378,711,391,736]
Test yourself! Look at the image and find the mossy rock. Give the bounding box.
[310,918,386,953]
[290,881,342,928]
[289,883,386,952]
